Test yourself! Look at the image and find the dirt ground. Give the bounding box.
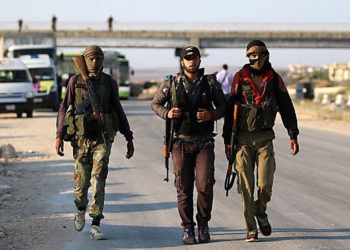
[0,109,349,249]
[0,111,76,250]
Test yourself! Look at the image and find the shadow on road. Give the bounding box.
[104,201,177,213]
[64,225,247,249]
[105,192,144,201]
[259,228,350,242]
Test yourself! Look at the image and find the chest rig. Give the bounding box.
[63,73,119,142]
[167,74,215,136]
[238,73,279,132]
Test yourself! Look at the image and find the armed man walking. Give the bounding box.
[55,45,134,240]
[223,40,299,242]
[152,46,226,244]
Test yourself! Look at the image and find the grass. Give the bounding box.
[293,100,350,122]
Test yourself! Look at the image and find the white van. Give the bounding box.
[20,54,59,110]
[0,58,34,118]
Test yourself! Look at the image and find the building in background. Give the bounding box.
[328,62,350,82]
[287,63,328,80]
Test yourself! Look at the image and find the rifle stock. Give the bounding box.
[72,56,89,81]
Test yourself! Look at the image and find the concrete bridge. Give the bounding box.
[1,29,350,51]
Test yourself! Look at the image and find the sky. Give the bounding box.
[1,0,350,23]
[1,0,350,70]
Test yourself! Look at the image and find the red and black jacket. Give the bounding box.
[223,64,299,144]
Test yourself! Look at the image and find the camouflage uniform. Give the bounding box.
[56,74,133,220]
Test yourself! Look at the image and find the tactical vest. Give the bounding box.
[63,73,119,142]
[168,74,215,136]
[237,74,279,132]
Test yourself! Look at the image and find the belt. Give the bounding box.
[175,133,215,142]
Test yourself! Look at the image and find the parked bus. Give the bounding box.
[104,51,131,99]
[57,50,132,99]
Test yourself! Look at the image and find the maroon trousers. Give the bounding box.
[171,139,216,229]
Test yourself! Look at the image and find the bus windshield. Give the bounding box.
[119,60,130,84]
[13,49,55,60]
[0,70,30,83]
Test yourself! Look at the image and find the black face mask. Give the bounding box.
[249,61,272,75]
[249,59,259,66]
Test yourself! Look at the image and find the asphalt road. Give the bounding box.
[50,99,350,249]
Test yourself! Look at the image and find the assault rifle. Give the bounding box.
[163,118,171,182]
[163,77,177,182]
[72,55,107,148]
[224,103,239,196]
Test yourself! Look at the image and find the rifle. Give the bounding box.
[163,118,170,182]
[224,103,239,196]
[163,77,177,182]
[72,55,107,148]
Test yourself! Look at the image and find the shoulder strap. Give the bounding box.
[205,74,217,95]
[74,75,83,105]
[170,76,177,108]
[101,72,112,85]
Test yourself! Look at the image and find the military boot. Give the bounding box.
[183,227,196,245]
[198,224,210,243]
[74,209,85,231]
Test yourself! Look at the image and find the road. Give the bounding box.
[2,99,350,249]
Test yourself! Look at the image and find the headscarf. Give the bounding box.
[83,45,104,78]
[246,40,270,74]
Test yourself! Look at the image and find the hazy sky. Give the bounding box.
[1,0,350,70]
[1,0,350,23]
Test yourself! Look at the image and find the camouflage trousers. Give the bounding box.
[234,129,276,232]
[72,137,112,220]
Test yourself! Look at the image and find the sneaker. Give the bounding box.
[90,225,105,240]
[246,230,258,242]
[198,224,210,243]
[256,214,272,236]
[74,209,85,231]
[183,228,196,245]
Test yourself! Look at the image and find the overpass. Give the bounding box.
[1,29,350,53]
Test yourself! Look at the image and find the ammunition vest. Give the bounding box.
[169,74,215,136]
[62,73,119,142]
[238,74,279,132]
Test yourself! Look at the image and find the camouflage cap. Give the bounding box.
[83,45,104,57]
